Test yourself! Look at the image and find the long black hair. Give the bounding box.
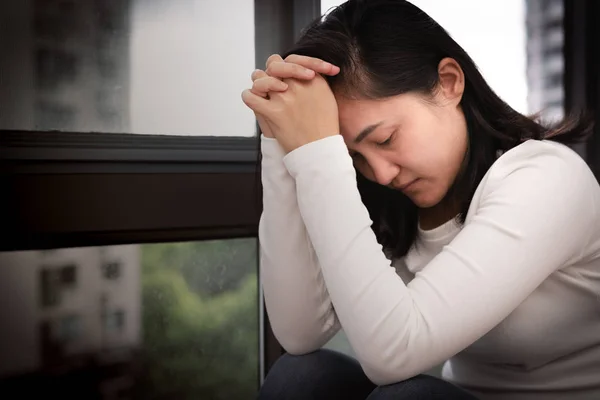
[272,0,593,259]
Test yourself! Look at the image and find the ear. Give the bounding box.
[436,57,465,107]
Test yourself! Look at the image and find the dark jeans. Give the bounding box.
[257,349,478,400]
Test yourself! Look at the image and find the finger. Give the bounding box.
[266,54,284,69]
[241,89,271,115]
[252,77,288,97]
[266,61,315,80]
[285,54,340,75]
[251,69,268,82]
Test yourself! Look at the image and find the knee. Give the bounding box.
[266,351,321,380]
[258,349,373,400]
[263,349,347,385]
[368,375,477,400]
[257,350,329,399]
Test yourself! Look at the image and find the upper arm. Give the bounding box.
[393,143,598,379]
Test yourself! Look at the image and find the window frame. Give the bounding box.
[564,0,600,176]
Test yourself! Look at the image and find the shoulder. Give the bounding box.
[470,138,600,235]
[465,139,600,266]
[477,139,597,202]
[489,139,590,182]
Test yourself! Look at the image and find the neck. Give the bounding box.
[418,199,460,231]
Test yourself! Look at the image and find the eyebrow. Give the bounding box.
[354,121,384,144]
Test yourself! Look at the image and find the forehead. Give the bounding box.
[335,93,422,138]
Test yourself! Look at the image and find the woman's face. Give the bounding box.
[337,70,468,208]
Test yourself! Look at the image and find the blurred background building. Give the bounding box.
[526,0,565,121]
[0,246,140,397]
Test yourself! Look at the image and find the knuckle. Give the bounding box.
[251,69,265,81]
[251,82,263,93]
[268,77,282,87]
[267,62,284,76]
[292,64,308,75]
[251,88,266,98]
[241,90,251,103]
[265,64,277,76]
[266,53,282,67]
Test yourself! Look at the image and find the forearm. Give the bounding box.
[260,136,340,354]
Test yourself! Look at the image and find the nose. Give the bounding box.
[369,157,400,186]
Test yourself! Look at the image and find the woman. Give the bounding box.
[241,1,600,399]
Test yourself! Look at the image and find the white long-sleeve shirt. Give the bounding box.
[259,134,600,399]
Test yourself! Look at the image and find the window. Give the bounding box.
[59,264,76,286]
[0,239,259,398]
[58,314,82,342]
[39,264,76,307]
[40,269,60,307]
[0,0,256,136]
[104,310,125,332]
[102,261,121,280]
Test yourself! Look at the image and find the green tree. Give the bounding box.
[142,240,257,297]
[137,239,259,400]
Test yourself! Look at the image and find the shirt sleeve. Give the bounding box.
[283,135,598,384]
[259,135,340,354]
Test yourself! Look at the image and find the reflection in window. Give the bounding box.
[0,239,259,399]
[0,0,256,136]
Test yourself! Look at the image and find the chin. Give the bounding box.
[409,192,444,209]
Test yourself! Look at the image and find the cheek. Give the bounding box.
[416,124,465,178]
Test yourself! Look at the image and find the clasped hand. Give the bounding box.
[241,54,341,153]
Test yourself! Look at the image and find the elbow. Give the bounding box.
[363,366,409,387]
[358,351,418,386]
[275,328,331,355]
[272,320,340,356]
[278,337,323,356]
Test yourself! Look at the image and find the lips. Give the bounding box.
[396,179,418,191]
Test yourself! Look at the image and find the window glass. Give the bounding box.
[0,0,257,136]
[0,238,259,398]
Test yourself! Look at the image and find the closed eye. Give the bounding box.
[377,137,392,146]
[376,130,396,147]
